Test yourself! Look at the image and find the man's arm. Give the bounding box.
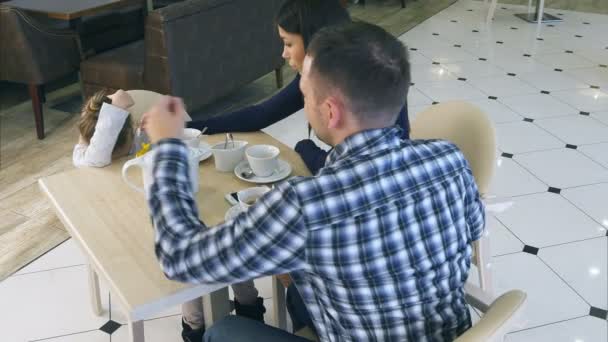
[148,140,307,284]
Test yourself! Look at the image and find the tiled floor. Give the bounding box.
[2,0,608,340]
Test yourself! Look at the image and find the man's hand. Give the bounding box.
[108,89,135,110]
[142,96,186,144]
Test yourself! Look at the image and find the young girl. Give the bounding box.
[72,89,137,168]
[73,90,263,342]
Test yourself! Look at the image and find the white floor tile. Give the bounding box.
[408,50,433,65]
[540,237,607,309]
[14,238,86,276]
[0,266,110,342]
[500,93,578,119]
[489,157,547,198]
[577,48,608,65]
[535,116,608,145]
[550,88,608,113]
[411,65,456,84]
[495,121,564,153]
[111,314,183,342]
[442,61,507,80]
[518,69,589,91]
[495,192,607,247]
[515,148,608,188]
[407,87,434,106]
[566,66,608,88]
[492,253,589,329]
[536,52,597,69]
[415,80,489,102]
[593,111,608,126]
[467,76,539,98]
[486,215,524,256]
[562,183,608,229]
[419,46,478,64]
[262,109,309,149]
[469,99,522,123]
[578,142,608,169]
[490,54,556,74]
[35,330,110,342]
[505,316,607,342]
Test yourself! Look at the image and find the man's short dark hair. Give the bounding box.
[306,21,410,122]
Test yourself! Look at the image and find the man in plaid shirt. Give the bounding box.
[143,22,485,341]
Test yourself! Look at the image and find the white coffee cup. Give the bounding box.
[122,149,200,194]
[237,186,270,210]
[246,145,280,177]
[210,140,248,172]
[181,128,201,148]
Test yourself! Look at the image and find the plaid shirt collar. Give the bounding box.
[327,126,403,165]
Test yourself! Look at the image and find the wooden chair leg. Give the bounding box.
[87,263,103,316]
[272,276,288,330]
[401,0,406,8]
[275,67,284,89]
[128,320,145,342]
[28,84,45,139]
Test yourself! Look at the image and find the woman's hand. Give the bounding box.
[108,89,135,110]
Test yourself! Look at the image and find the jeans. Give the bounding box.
[182,280,259,329]
[286,284,315,334]
[204,315,310,342]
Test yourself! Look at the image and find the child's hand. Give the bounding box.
[108,89,134,110]
[142,96,186,144]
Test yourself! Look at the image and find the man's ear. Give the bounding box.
[325,96,345,129]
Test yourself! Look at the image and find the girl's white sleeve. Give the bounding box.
[72,103,130,168]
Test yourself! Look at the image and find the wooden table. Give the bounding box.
[4,0,151,23]
[39,132,311,341]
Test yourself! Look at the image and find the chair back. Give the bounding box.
[410,101,496,195]
[126,89,164,124]
[0,6,80,84]
[410,101,497,293]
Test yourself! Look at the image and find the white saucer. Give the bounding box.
[189,142,212,162]
[224,204,243,221]
[234,159,292,184]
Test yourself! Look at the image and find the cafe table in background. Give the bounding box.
[39,132,311,342]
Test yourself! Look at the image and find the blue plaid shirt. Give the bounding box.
[149,127,485,341]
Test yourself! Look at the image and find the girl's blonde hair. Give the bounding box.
[78,90,134,157]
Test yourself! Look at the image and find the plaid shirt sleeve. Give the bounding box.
[462,165,485,241]
[148,139,308,284]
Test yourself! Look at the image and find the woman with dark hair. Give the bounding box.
[189,0,410,174]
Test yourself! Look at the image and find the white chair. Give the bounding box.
[126,89,164,124]
[411,101,497,295]
[292,289,527,342]
[484,0,499,23]
[126,89,193,125]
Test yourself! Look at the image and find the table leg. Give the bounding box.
[202,287,232,327]
[273,276,287,330]
[128,320,145,342]
[87,264,103,316]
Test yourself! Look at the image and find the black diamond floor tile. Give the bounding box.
[523,245,539,255]
[100,320,122,335]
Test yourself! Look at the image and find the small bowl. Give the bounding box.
[210,140,248,172]
[181,128,201,148]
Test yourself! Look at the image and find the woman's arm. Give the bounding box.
[188,75,304,134]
